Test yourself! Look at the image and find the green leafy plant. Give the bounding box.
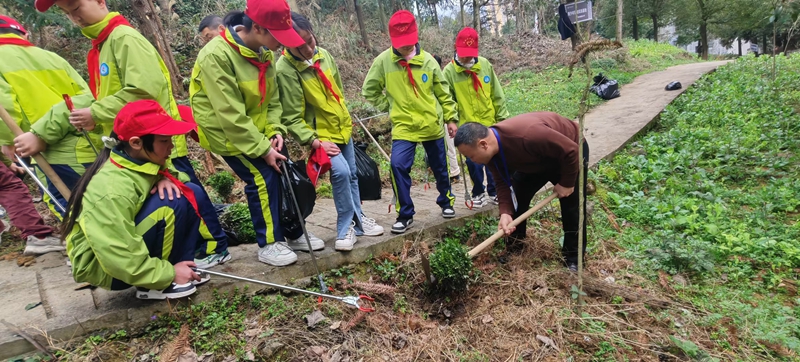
[429,238,475,294]
[206,171,236,200]
[219,203,256,244]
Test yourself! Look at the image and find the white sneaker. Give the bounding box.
[287,232,325,251]
[258,242,298,266]
[24,235,66,255]
[471,194,487,208]
[360,215,384,236]
[136,283,196,300]
[194,250,232,269]
[335,223,358,251]
[488,195,499,205]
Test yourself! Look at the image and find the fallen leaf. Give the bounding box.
[244,351,255,361]
[392,333,408,349]
[536,335,560,351]
[244,329,260,337]
[305,310,327,328]
[442,308,452,318]
[177,351,198,362]
[24,302,41,311]
[330,321,342,330]
[221,356,236,362]
[309,345,326,356]
[481,315,494,324]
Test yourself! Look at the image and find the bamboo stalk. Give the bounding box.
[468,193,558,258]
[0,104,72,199]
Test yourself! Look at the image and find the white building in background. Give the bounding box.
[662,25,756,55]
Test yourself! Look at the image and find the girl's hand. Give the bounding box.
[69,108,96,131]
[13,132,47,157]
[151,178,182,200]
[173,261,200,285]
[321,141,340,157]
[270,134,284,152]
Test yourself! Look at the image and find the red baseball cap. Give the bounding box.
[34,0,56,12]
[306,147,331,187]
[177,105,200,142]
[388,10,418,49]
[0,15,27,35]
[114,100,196,142]
[455,27,479,57]
[245,0,305,48]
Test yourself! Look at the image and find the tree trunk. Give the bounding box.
[130,0,184,98]
[616,0,623,40]
[515,0,523,34]
[737,37,742,56]
[473,0,480,31]
[430,0,439,28]
[378,0,388,32]
[762,33,768,55]
[460,0,467,28]
[651,13,658,42]
[354,0,371,51]
[632,16,639,40]
[699,21,709,60]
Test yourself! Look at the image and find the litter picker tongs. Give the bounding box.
[193,268,375,312]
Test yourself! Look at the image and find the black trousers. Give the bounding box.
[510,142,589,264]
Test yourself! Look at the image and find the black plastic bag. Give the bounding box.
[279,159,316,234]
[355,142,382,200]
[665,81,682,91]
[591,73,621,100]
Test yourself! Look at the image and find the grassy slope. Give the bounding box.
[596,54,800,356]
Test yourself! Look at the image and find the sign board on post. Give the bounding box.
[564,1,593,24]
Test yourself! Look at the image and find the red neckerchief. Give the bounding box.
[397,59,419,98]
[308,60,341,103]
[0,37,34,47]
[88,14,132,99]
[222,29,271,105]
[461,65,484,98]
[109,158,202,220]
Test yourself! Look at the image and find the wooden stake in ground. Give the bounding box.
[617,0,624,41]
[0,104,72,199]
[468,193,558,258]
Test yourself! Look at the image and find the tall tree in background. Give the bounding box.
[644,0,668,41]
[131,0,184,98]
[617,0,624,40]
[354,0,372,51]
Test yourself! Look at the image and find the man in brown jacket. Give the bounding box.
[454,112,588,271]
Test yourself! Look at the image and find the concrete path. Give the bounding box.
[0,60,731,359]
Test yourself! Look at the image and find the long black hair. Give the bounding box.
[60,134,156,240]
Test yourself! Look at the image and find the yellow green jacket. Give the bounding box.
[83,13,187,158]
[442,57,509,127]
[276,47,354,144]
[66,151,189,290]
[362,47,458,142]
[189,29,282,158]
[0,34,100,164]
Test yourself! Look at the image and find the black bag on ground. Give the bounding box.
[665,81,682,91]
[355,142,382,200]
[279,159,316,234]
[591,73,621,100]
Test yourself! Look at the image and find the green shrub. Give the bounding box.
[207,171,236,200]
[429,238,475,294]
[219,203,256,244]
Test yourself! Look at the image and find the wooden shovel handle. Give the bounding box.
[468,193,559,258]
[0,104,72,200]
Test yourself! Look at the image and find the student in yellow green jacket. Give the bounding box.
[275,12,385,251]
[362,10,459,234]
[443,27,509,208]
[0,15,98,222]
[37,0,231,268]
[190,0,312,267]
[62,100,205,299]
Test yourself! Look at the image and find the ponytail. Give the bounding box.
[60,143,112,240]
